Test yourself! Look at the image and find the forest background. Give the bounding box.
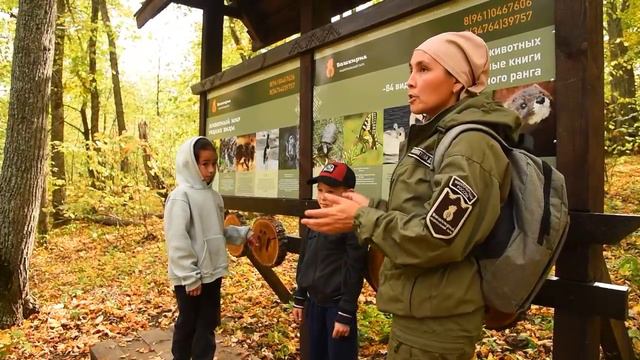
[0,0,639,359]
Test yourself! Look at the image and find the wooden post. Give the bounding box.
[553,0,607,358]
[298,2,332,358]
[246,251,292,304]
[199,0,223,136]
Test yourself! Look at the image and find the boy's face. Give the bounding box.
[197,149,217,184]
[316,182,351,209]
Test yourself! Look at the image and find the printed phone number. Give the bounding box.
[467,11,533,35]
[463,0,533,26]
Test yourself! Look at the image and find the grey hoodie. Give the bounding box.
[164,136,250,291]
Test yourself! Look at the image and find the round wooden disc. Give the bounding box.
[224,213,246,257]
[365,245,385,291]
[250,217,287,267]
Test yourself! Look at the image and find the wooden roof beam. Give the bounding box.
[135,0,240,28]
[134,0,172,29]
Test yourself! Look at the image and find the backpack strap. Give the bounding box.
[433,123,555,248]
[539,161,553,245]
[432,124,512,171]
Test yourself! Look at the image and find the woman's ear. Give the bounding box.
[453,81,464,94]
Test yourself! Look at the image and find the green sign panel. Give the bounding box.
[313,0,556,200]
[207,60,301,199]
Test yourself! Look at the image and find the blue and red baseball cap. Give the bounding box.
[307,162,356,188]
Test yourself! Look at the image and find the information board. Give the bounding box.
[313,0,555,199]
[206,60,301,198]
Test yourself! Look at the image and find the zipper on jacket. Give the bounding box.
[409,274,419,314]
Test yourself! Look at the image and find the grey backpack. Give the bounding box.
[434,124,570,329]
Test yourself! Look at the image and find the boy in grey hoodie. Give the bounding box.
[164,136,254,360]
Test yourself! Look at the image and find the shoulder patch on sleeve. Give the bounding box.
[449,176,477,204]
[427,176,476,240]
[408,147,434,168]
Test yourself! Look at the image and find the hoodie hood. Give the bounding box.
[436,92,521,143]
[175,136,209,190]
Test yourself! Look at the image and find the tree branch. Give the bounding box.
[64,120,85,135]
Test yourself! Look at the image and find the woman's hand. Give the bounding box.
[301,192,369,234]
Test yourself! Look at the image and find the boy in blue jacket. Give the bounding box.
[164,136,254,360]
[293,162,367,360]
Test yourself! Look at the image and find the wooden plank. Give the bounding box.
[222,196,318,216]
[601,318,636,360]
[553,245,603,360]
[553,0,605,357]
[555,0,605,212]
[90,340,126,360]
[565,212,640,246]
[298,49,313,199]
[173,0,206,8]
[533,277,628,320]
[139,328,172,360]
[592,253,637,360]
[246,250,291,304]
[222,4,241,19]
[117,339,156,360]
[199,1,223,136]
[139,328,172,345]
[298,0,331,200]
[191,0,448,95]
[134,0,171,29]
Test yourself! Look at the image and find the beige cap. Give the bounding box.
[415,31,489,98]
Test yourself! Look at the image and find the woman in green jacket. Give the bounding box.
[302,31,521,359]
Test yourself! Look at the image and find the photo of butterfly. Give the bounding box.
[342,111,383,166]
[357,112,381,151]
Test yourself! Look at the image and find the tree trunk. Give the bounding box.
[89,0,99,141]
[0,0,56,329]
[99,0,128,172]
[138,121,167,200]
[80,100,90,142]
[88,0,100,188]
[51,0,66,226]
[605,0,637,127]
[37,175,49,237]
[156,56,160,117]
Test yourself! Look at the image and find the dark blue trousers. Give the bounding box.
[304,297,358,360]
[171,278,221,360]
